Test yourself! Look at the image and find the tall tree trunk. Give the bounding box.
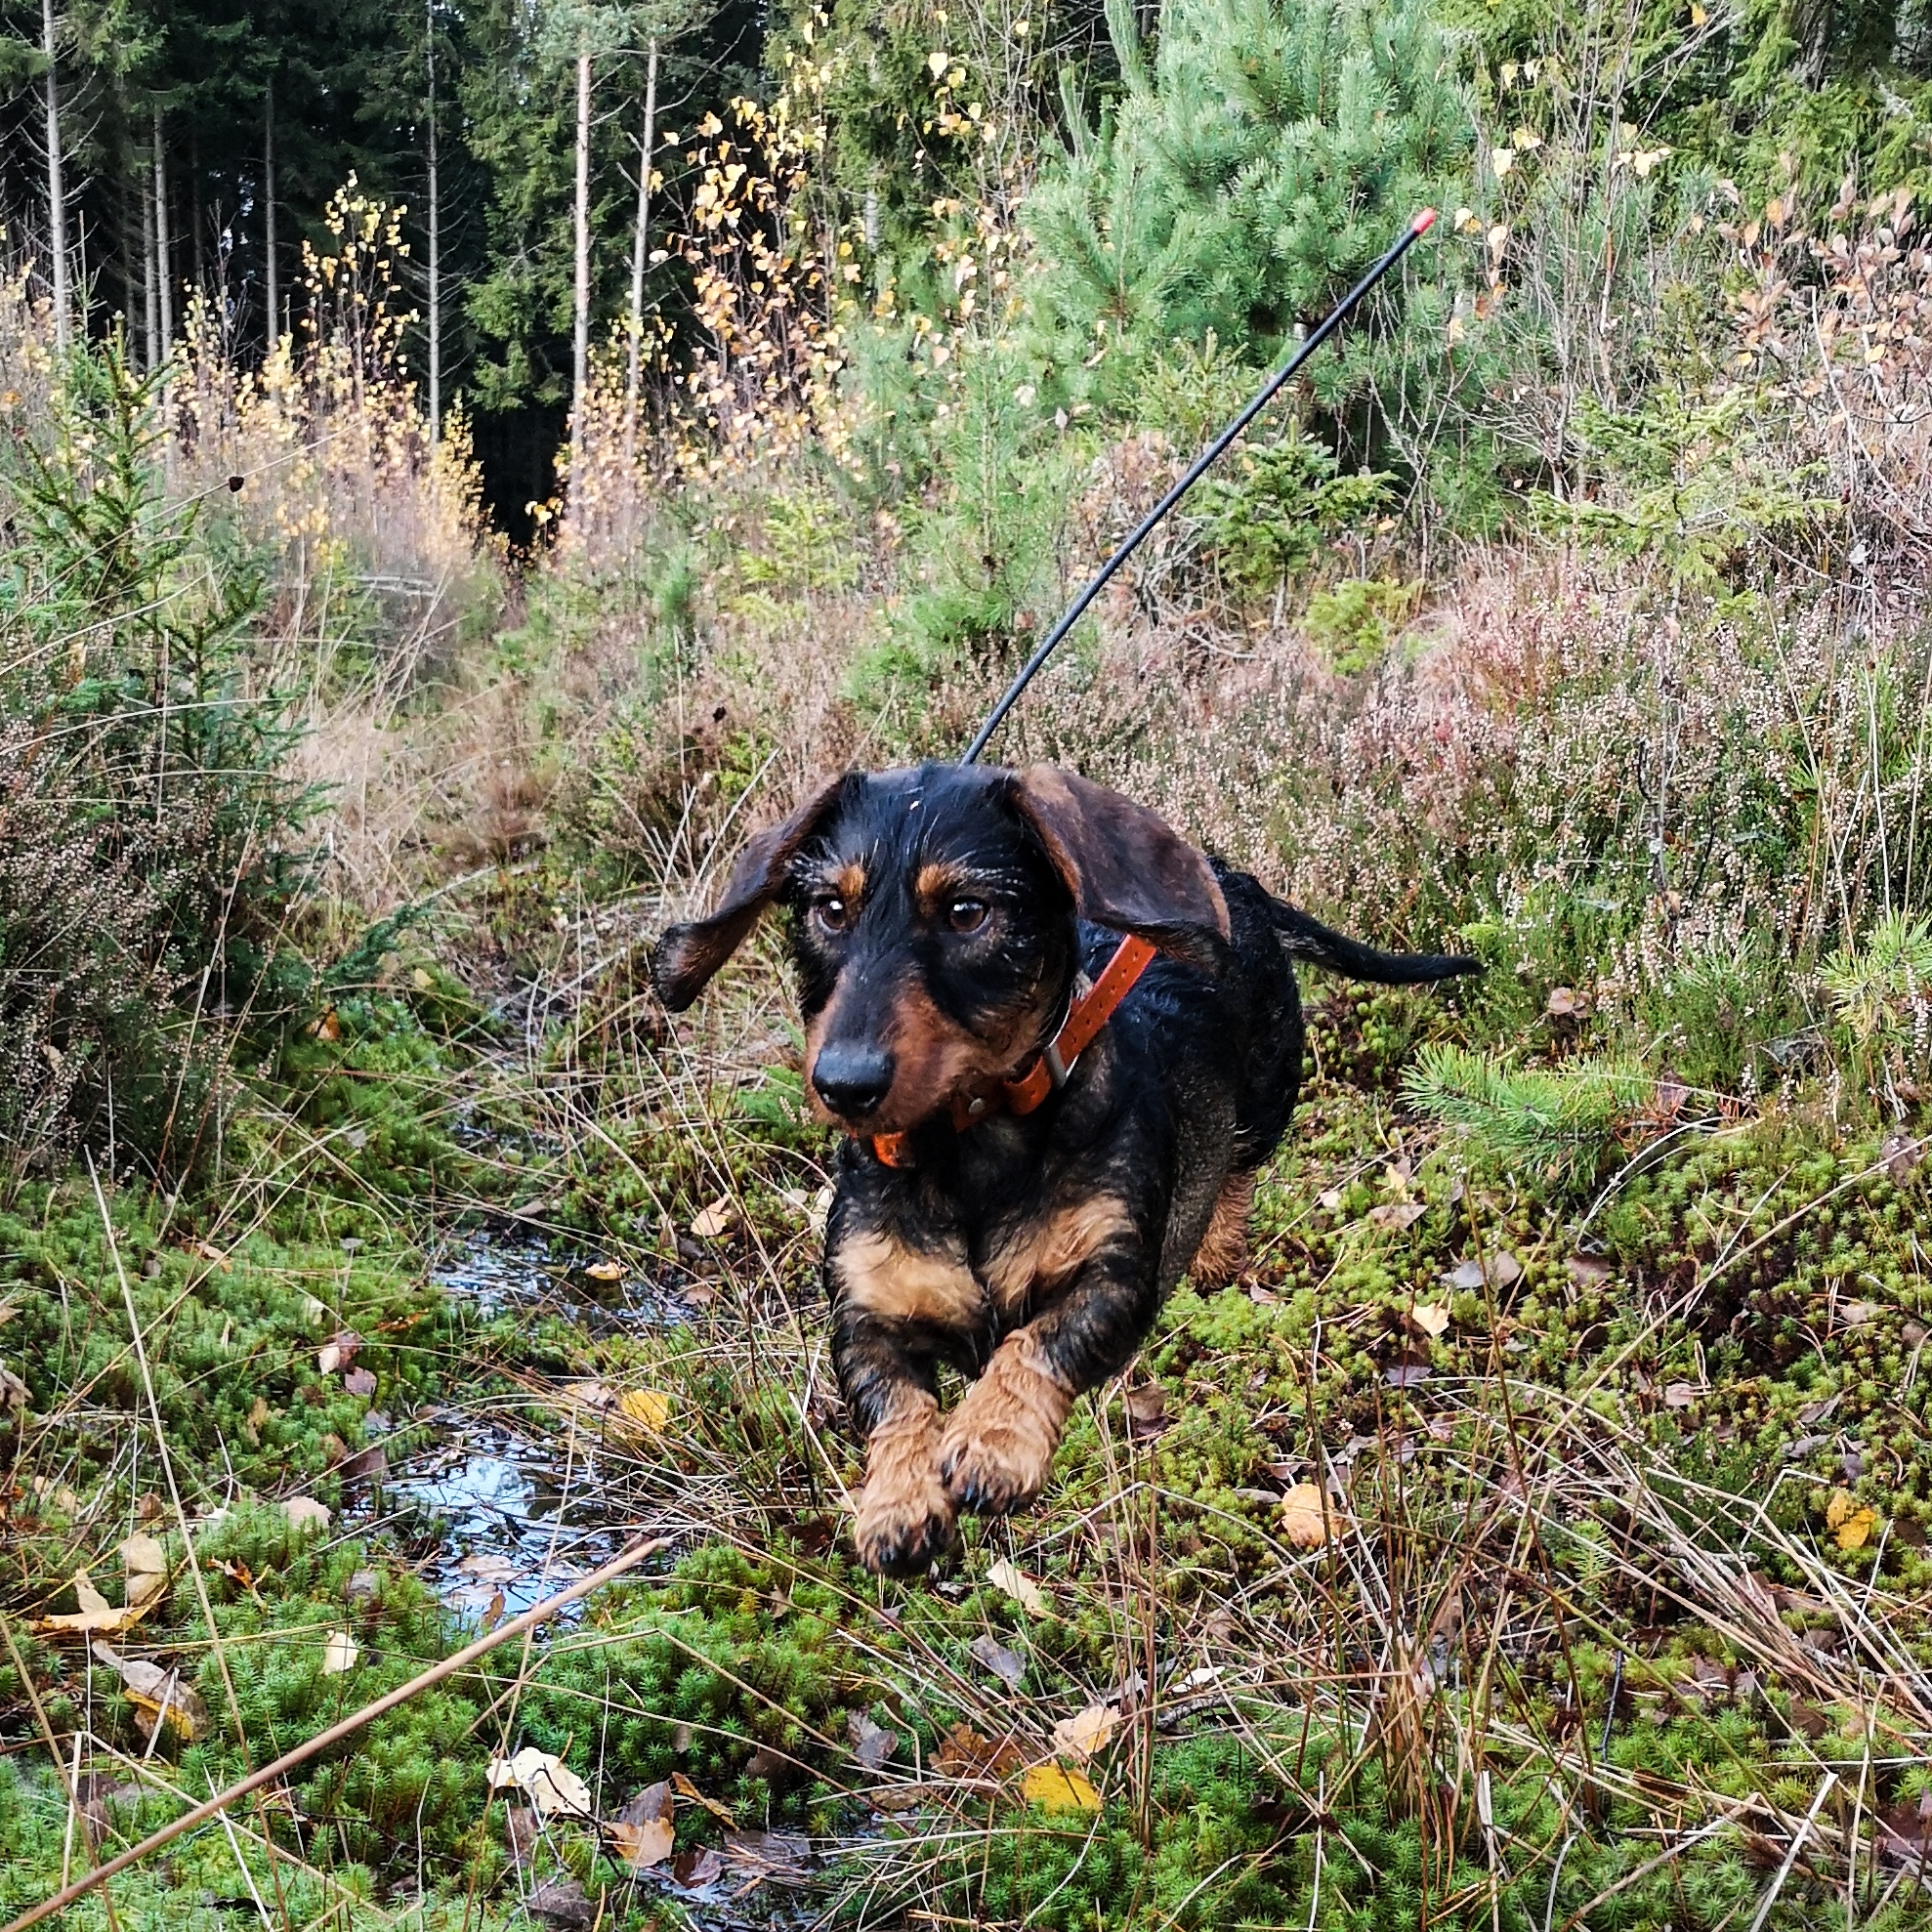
[142,145,159,371]
[153,107,174,362]
[41,0,69,353]
[191,134,205,307]
[427,0,441,444]
[571,41,592,477]
[265,75,278,346]
[625,37,658,462]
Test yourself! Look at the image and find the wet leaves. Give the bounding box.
[317,1330,361,1375]
[585,1258,624,1282]
[848,1711,899,1770]
[1407,1302,1451,1339]
[525,1878,593,1927]
[690,1197,738,1239]
[936,1723,1023,1779]
[616,1388,672,1432]
[36,1567,153,1638]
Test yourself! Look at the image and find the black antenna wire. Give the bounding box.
[960,208,1439,766]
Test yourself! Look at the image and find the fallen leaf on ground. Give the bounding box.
[937,1723,1023,1778]
[1050,1701,1119,1763]
[1662,1382,1700,1409]
[193,1239,231,1271]
[987,1558,1047,1615]
[486,1746,593,1818]
[1122,1384,1169,1438]
[1367,1200,1427,1233]
[585,1258,624,1281]
[1565,1254,1613,1288]
[723,1828,810,1879]
[1826,1488,1880,1552]
[1021,1763,1101,1813]
[120,1532,167,1607]
[691,1197,737,1239]
[1383,1354,1432,1388]
[616,1388,672,1431]
[672,1771,736,1825]
[338,1444,388,1484]
[317,1330,361,1374]
[1838,1300,1884,1325]
[1545,986,1585,1019]
[1318,1187,1345,1213]
[609,1815,674,1870]
[525,1877,593,1927]
[1408,1302,1451,1338]
[321,1629,359,1675]
[35,1570,151,1637]
[1280,1483,1342,1550]
[283,1495,331,1534]
[969,1632,1027,1690]
[459,1551,521,1582]
[848,1711,899,1770]
[1444,1251,1523,1292]
[92,1642,208,1741]
[670,1847,726,1889]
[343,1367,378,1398]
[0,1363,28,1410]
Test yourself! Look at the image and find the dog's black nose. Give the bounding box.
[813,1042,896,1117]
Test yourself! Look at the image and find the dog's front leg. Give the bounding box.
[829,1220,983,1575]
[938,1241,1153,1516]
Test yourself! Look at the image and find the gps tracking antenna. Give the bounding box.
[959,207,1439,766]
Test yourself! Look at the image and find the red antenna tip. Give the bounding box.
[1412,207,1439,234]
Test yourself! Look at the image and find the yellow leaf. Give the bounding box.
[1050,1702,1120,1764]
[1021,1764,1101,1813]
[617,1389,672,1431]
[928,50,949,78]
[585,1259,624,1282]
[93,1643,207,1741]
[1491,147,1515,179]
[410,967,434,992]
[672,1771,736,1824]
[1280,1483,1340,1550]
[321,1629,359,1675]
[1826,1489,1879,1552]
[35,1571,145,1637]
[1410,1303,1451,1339]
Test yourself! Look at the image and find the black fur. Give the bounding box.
[653,761,1480,1574]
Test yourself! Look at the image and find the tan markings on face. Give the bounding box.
[835,1229,984,1329]
[833,860,867,905]
[854,1390,954,1575]
[985,1196,1135,1317]
[914,862,971,917]
[1189,1169,1254,1288]
[937,1328,1074,1510]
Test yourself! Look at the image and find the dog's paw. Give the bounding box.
[853,1406,956,1575]
[938,1335,1073,1515]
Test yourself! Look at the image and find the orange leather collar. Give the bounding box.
[866,934,1157,1168]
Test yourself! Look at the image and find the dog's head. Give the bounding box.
[651,764,1230,1135]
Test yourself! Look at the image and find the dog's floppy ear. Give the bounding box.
[1009,766,1230,969]
[652,777,848,1011]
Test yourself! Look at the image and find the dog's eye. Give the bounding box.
[813,896,850,933]
[947,899,989,934]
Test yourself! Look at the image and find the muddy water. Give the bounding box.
[382,1234,669,1617]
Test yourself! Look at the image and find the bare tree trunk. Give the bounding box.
[427,0,441,444]
[571,41,592,477]
[42,0,69,352]
[265,75,278,346]
[624,36,658,460]
[142,147,158,371]
[190,133,204,305]
[153,106,174,361]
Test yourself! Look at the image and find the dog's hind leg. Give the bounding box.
[1188,1168,1255,1288]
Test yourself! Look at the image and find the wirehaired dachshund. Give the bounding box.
[652,763,1478,1575]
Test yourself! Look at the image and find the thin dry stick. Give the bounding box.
[2,1533,673,1932]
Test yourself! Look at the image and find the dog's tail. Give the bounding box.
[1270,900,1483,987]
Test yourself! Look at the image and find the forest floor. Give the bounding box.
[7,823,1932,1932]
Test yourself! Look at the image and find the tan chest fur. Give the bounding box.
[834,1197,1133,1331]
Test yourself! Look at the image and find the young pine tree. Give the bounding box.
[1027,0,1471,414]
